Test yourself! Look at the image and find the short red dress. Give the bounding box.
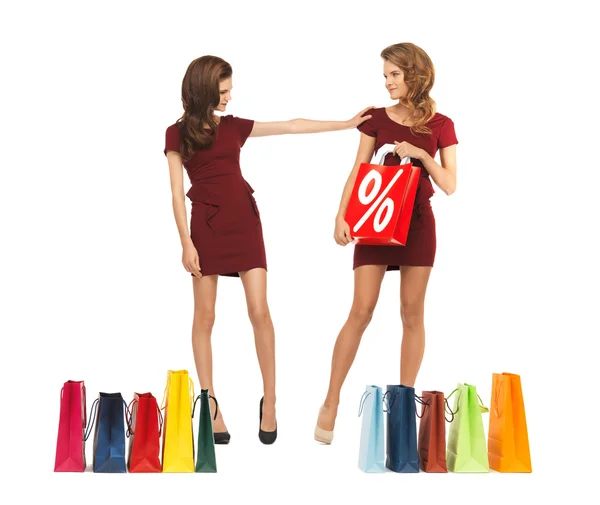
[354,107,458,270]
[164,115,266,277]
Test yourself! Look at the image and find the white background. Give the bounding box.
[1,0,598,502]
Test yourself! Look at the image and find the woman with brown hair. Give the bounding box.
[164,55,372,445]
[314,43,459,444]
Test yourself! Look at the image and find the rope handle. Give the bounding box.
[412,393,455,422]
[83,398,99,441]
[83,397,132,441]
[382,390,427,416]
[414,395,429,418]
[127,397,165,436]
[82,384,87,429]
[126,399,137,436]
[477,393,490,413]
[383,391,399,413]
[444,397,455,423]
[189,377,195,408]
[159,373,171,411]
[192,391,218,420]
[445,387,489,416]
[123,399,132,438]
[446,388,460,415]
[357,391,372,417]
[157,404,164,436]
[493,379,504,418]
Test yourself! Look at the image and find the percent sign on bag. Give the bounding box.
[345,144,421,246]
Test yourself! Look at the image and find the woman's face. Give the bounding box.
[214,77,232,112]
[383,60,408,100]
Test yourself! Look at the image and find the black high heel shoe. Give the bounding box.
[214,432,230,445]
[259,397,277,445]
[209,395,231,445]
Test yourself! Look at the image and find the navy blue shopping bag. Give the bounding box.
[384,385,426,473]
[84,392,130,473]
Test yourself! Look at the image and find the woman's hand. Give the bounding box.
[182,242,202,277]
[393,141,425,160]
[334,216,353,246]
[347,106,375,128]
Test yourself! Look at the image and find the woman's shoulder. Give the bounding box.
[164,122,183,156]
[356,106,386,121]
[223,114,246,123]
[165,122,181,135]
[428,112,454,127]
[220,114,246,127]
[356,106,386,136]
[370,106,388,119]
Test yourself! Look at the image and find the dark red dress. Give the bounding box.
[354,107,458,270]
[164,115,266,277]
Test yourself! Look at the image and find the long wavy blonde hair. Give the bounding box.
[381,43,436,136]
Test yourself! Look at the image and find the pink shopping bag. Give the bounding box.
[54,380,87,472]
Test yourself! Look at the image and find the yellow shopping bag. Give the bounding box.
[161,370,195,472]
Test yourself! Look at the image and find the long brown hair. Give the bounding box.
[175,55,232,162]
[381,43,436,136]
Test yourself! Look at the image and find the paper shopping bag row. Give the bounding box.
[358,373,531,473]
[53,370,217,473]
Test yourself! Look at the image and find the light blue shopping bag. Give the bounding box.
[358,385,386,472]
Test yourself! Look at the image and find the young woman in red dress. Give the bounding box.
[164,55,372,445]
[314,43,459,444]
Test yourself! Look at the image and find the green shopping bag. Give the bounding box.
[446,383,490,473]
[192,389,217,473]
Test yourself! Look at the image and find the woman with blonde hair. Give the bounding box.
[315,43,459,444]
[164,55,373,445]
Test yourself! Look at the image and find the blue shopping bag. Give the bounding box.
[358,385,385,472]
[84,392,130,473]
[384,385,423,473]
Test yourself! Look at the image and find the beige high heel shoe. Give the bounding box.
[314,405,334,444]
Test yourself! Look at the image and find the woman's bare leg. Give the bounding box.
[399,266,432,386]
[191,275,228,432]
[317,265,387,431]
[240,268,276,431]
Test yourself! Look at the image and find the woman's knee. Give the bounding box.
[400,300,424,330]
[193,306,216,331]
[248,303,271,328]
[349,302,377,330]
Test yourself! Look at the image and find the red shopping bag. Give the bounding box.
[345,145,420,245]
[54,380,87,472]
[127,393,163,473]
[418,391,453,473]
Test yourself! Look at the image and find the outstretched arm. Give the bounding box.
[248,106,375,137]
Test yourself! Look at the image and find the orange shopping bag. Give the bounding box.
[488,373,532,472]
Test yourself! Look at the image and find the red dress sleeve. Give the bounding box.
[232,116,255,147]
[438,117,458,149]
[164,124,181,156]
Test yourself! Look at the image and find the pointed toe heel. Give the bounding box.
[213,431,231,444]
[259,397,277,445]
[314,406,334,444]
[207,395,230,444]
